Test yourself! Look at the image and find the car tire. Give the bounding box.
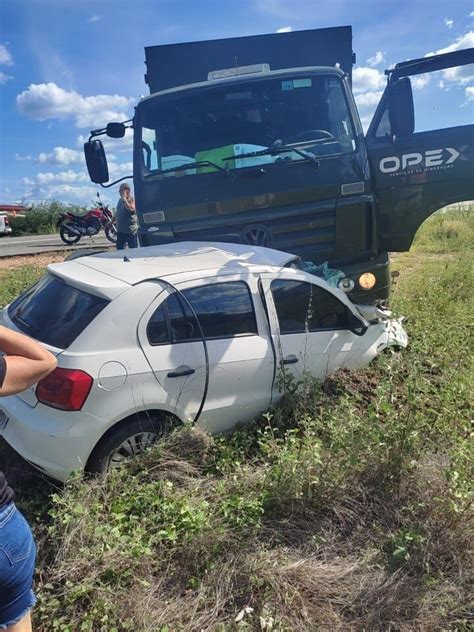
[86,412,176,475]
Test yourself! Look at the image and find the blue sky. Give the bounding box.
[0,0,473,205]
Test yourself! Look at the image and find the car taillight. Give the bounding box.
[36,368,93,411]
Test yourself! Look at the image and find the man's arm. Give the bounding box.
[0,326,57,396]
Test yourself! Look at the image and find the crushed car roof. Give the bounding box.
[48,242,298,286]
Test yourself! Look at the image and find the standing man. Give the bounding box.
[116,182,138,250]
[0,325,57,631]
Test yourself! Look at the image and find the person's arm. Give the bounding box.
[0,326,57,396]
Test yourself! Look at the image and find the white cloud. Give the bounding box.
[37,146,84,166]
[444,18,454,29]
[465,86,474,101]
[355,90,383,108]
[367,51,385,67]
[0,71,13,84]
[108,161,133,177]
[36,170,87,185]
[16,82,134,128]
[276,26,292,33]
[88,15,101,23]
[23,169,89,186]
[411,74,430,89]
[352,67,386,93]
[426,31,474,85]
[0,44,12,66]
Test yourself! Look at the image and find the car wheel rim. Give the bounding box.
[108,431,158,467]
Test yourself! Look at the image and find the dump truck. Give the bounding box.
[84,26,474,303]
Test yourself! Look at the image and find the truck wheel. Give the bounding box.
[59,226,81,245]
[86,413,176,475]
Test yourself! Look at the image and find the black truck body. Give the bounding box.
[84,27,474,303]
[144,26,354,91]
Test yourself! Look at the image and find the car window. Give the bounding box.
[146,303,169,344]
[146,281,257,345]
[182,281,257,339]
[271,280,349,334]
[147,293,197,345]
[7,273,109,349]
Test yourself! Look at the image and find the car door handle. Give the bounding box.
[282,355,298,365]
[167,366,195,378]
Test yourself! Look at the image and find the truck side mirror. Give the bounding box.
[388,77,414,137]
[84,139,109,184]
[106,122,126,138]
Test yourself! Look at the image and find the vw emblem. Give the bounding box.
[241,225,272,247]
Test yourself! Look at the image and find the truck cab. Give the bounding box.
[84,27,474,304]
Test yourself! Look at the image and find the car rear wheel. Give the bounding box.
[86,413,175,475]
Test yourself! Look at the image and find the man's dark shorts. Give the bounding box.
[116,232,138,250]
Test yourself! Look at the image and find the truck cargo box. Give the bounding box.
[144,26,353,93]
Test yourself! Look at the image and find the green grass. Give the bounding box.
[1,210,472,631]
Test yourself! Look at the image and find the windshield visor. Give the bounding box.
[139,74,356,177]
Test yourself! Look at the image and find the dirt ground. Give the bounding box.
[0,252,68,270]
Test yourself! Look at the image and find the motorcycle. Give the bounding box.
[57,193,117,245]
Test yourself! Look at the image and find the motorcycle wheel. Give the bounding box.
[105,222,118,244]
[59,225,81,245]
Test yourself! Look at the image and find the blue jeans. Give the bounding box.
[116,232,138,250]
[0,503,36,629]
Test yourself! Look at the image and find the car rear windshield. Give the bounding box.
[8,273,109,349]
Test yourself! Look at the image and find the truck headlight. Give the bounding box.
[358,272,376,290]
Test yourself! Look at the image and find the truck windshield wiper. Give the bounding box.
[145,160,233,178]
[223,141,322,168]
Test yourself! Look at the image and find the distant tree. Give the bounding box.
[8,201,87,236]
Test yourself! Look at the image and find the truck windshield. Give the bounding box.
[140,73,356,176]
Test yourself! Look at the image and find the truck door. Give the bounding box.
[366,49,474,252]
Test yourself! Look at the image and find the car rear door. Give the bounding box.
[137,285,208,424]
[366,48,474,251]
[139,275,275,433]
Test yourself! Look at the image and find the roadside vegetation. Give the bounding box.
[0,209,472,631]
[2,201,87,237]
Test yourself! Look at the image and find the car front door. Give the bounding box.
[261,273,362,387]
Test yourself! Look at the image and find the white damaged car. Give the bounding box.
[0,242,407,481]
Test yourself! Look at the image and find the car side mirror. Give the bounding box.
[106,122,126,138]
[347,309,368,336]
[388,77,414,137]
[84,139,109,184]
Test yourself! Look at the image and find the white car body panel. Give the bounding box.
[0,242,408,481]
